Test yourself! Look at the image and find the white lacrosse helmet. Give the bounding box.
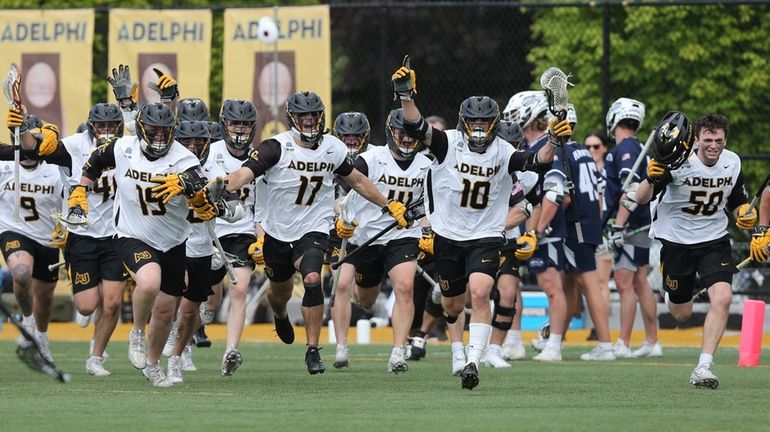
[606,97,645,139]
[503,90,549,130]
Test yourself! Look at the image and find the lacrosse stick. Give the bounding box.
[208,221,237,285]
[415,264,440,293]
[622,130,656,192]
[741,173,770,221]
[691,254,758,301]
[0,300,71,383]
[329,191,358,309]
[3,63,22,221]
[540,67,582,243]
[48,261,65,272]
[332,198,425,270]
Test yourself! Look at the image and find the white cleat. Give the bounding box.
[16,318,36,348]
[143,362,174,388]
[451,351,467,376]
[533,346,562,362]
[75,311,92,328]
[85,355,111,377]
[89,339,109,360]
[631,341,663,358]
[613,341,632,358]
[483,347,512,368]
[162,322,179,358]
[36,332,53,362]
[387,346,408,374]
[580,345,617,361]
[530,337,546,353]
[128,329,147,369]
[333,344,349,369]
[501,342,526,361]
[167,355,183,384]
[689,362,719,389]
[181,345,197,372]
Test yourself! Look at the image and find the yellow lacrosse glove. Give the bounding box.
[546,116,572,146]
[37,123,60,157]
[383,200,410,229]
[418,230,434,255]
[248,236,265,266]
[335,217,357,239]
[150,173,185,204]
[736,203,758,230]
[147,67,179,102]
[750,227,770,263]
[391,55,416,100]
[515,231,538,261]
[189,189,217,221]
[67,185,89,215]
[49,221,67,249]
[6,106,24,129]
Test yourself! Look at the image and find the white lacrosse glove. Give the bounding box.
[621,182,640,212]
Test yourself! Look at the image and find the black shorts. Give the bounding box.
[115,237,187,297]
[433,234,502,298]
[0,231,59,282]
[263,232,329,282]
[660,238,736,304]
[211,233,256,282]
[185,255,215,302]
[527,239,565,274]
[65,233,128,293]
[499,239,523,276]
[349,238,419,288]
[327,229,343,264]
[564,238,598,273]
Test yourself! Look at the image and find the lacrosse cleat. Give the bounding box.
[128,329,147,369]
[85,355,111,377]
[690,363,719,389]
[387,346,409,374]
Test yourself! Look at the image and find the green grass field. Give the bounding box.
[2,341,770,431]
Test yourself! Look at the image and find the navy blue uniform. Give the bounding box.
[604,136,651,229]
[564,142,602,246]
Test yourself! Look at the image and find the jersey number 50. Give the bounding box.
[683,190,723,216]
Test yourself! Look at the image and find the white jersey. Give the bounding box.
[504,170,539,240]
[350,146,431,245]
[427,130,515,241]
[63,131,117,238]
[261,131,348,242]
[204,140,257,237]
[111,136,199,252]
[652,150,743,245]
[185,212,213,258]
[0,161,65,246]
[253,176,268,223]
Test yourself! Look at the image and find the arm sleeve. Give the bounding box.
[333,156,354,177]
[43,145,73,175]
[430,129,449,164]
[82,142,116,181]
[353,156,369,177]
[726,172,749,212]
[242,139,281,178]
[510,150,551,175]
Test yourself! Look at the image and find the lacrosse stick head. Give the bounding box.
[339,191,358,225]
[3,63,21,108]
[539,67,572,118]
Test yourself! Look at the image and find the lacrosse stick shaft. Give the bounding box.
[328,238,348,308]
[48,261,65,272]
[622,130,655,192]
[331,222,397,270]
[14,126,20,221]
[692,256,753,300]
[253,277,271,304]
[207,221,237,285]
[415,264,438,288]
[623,224,651,238]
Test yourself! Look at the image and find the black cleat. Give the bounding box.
[193,325,212,348]
[408,335,427,361]
[586,328,598,341]
[274,314,295,344]
[305,346,326,375]
[460,362,479,390]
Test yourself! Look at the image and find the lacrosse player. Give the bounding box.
[503,90,570,363]
[1,111,64,362]
[393,59,566,389]
[328,111,373,369]
[60,103,128,376]
[65,102,216,388]
[333,108,432,373]
[215,91,408,375]
[603,97,661,358]
[630,112,755,389]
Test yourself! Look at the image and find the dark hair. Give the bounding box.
[695,113,728,139]
[585,131,611,149]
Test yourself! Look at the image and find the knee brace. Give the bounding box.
[491,304,516,331]
[443,311,459,324]
[302,281,323,307]
[425,299,443,318]
[300,248,326,307]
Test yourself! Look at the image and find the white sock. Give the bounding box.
[698,353,713,366]
[451,342,464,355]
[35,330,47,340]
[616,338,626,347]
[22,314,35,327]
[467,323,491,366]
[506,330,522,345]
[546,333,563,349]
[598,342,612,350]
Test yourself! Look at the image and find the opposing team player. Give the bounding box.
[328,111,373,369]
[393,59,567,389]
[66,103,216,387]
[338,108,432,373]
[603,97,661,358]
[61,103,128,376]
[1,110,64,362]
[215,91,409,375]
[630,112,755,388]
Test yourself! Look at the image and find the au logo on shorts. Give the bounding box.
[355,272,363,283]
[134,251,152,263]
[438,276,450,291]
[332,247,339,258]
[5,240,20,251]
[74,272,91,286]
[264,265,273,278]
[665,275,679,291]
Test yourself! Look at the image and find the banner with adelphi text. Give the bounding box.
[0,9,94,138]
[109,9,212,111]
[224,5,331,141]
